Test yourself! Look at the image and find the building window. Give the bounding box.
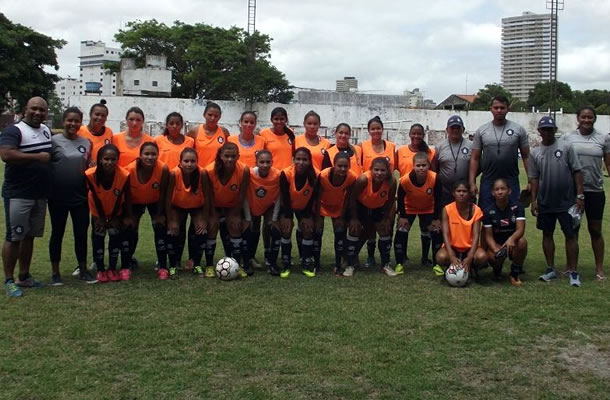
[152,81,158,87]
[134,80,140,86]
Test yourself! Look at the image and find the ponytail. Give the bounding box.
[409,123,430,153]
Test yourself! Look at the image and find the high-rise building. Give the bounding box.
[404,88,424,108]
[55,77,79,107]
[501,11,553,102]
[78,40,121,96]
[336,77,358,92]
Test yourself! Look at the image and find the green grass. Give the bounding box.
[1,167,610,399]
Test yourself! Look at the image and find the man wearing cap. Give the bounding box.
[529,116,584,287]
[469,95,530,211]
[0,97,52,297]
[433,115,473,206]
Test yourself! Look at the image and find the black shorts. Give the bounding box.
[350,202,385,224]
[492,232,513,245]
[403,213,434,233]
[281,208,311,221]
[536,212,576,238]
[132,203,160,218]
[584,191,605,221]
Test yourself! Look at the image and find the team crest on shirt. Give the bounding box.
[77,145,87,154]
[426,188,433,195]
[14,225,24,235]
[554,149,563,159]
[321,148,326,155]
[230,184,238,191]
[500,219,510,226]
[506,129,514,136]
[380,191,387,198]
[288,138,293,145]
[256,187,266,198]
[461,147,469,154]
[489,210,496,215]
[385,156,391,163]
[104,139,111,145]
[511,215,516,222]
[113,189,121,196]
[217,136,225,144]
[303,189,310,196]
[152,182,160,190]
[43,130,50,139]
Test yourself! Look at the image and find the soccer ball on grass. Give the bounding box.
[215,257,240,280]
[445,263,469,287]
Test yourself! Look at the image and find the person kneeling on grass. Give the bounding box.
[529,116,585,287]
[435,180,487,281]
[482,178,527,286]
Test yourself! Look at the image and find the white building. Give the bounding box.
[55,77,79,107]
[501,11,553,102]
[336,77,358,92]
[79,40,121,96]
[119,55,172,97]
[404,88,424,108]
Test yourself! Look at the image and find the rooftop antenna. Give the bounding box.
[247,0,257,36]
[546,0,564,119]
[246,0,257,108]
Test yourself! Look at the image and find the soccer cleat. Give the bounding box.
[280,268,291,279]
[50,274,64,286]
[395,263,405,275]
[342,266,355,277]
[238,267,248,279]
[16,276,44,288]
[381,264,397,277]
[302,268,316,278]
[538,269,557,282]
[569,272,581,287]
[71,266,81,277]
[96,271,109,283]
[509,275,522,287]
[205,266,216,278]
[193,266,204,277]
[433,265,445,277]
[108,270,121,282]
[78,270,98,284]
[5,280,23,297]
[169,267,178,280]
[364,256,375,269]
[243,263,255,276]
[158,268,169,280]
[119,269,131,281]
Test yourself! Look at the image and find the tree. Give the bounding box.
[0,13,66,111]
[470,84,522,111]
[114,19,293,103]
[527,81,575,113]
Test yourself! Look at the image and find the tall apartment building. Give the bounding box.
[55,77,79,107]
[79,40,121,96]
[501,11,553,102]
[336,77,358,92]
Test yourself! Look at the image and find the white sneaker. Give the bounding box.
[342,266,355,277]
[71,266,80,277]
[569,272,581,287]
[381,264,397,277]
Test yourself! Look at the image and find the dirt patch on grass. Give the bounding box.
[556,343,610,378]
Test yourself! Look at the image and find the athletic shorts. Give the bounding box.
[400,213,434,233]
[354,202,385,224]
[4,198,47,242]
[583,191,605,221]
[536,212,576,238]
[281,208,311,221]
[492,232,513,245]
[132,203,160,218]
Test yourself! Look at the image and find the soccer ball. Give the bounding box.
[445,263,469,287]
[215,257,240,281]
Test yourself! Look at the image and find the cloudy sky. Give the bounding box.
[2,0,609,102]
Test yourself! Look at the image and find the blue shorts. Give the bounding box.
[478,176,520,212]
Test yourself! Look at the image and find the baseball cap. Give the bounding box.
[538,116,557,129]
[447,115,464,128]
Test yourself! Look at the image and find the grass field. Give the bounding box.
[1,167,610,400]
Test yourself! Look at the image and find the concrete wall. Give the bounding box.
[69,95,610,146]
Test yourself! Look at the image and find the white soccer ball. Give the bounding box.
[215,257,240,281]
[445,263,469,287]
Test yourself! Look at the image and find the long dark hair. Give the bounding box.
[370,156,393,185]
[136,141,159,170]
[95,144,120,185]
[409,123,430,153]
[367,115,384,130]
[294,146,317,186]
[62,106,83,121]
[204,102,222,115]
[125,106,144,120]
[270,107,295,144]
[163,112,183,136]
[214,142,240,180]
[89,99,108,116]
[179,147,200,193]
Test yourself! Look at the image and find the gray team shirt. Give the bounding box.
[433,137,472,204]
[50,134,91,205]
[472,120,528,181]
[528,140,582,213]
[560,129,610,192]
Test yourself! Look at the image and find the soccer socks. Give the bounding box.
[394,229,409,265]
[421,231,431,261]
[281,237,292,269]
[166,234,179,269]
[334,229,346,271]
[346,234,360,267]
[125,226,139,261]
[510,263,522,279]
[367,238,376,260]
[205,239,217,267]
[301,238,314,270]
[430,231,443,264]
[296,229,303,259]
[230,237,243,266]
[378,236,392,266]
[108,230,122,271]
[152,223,168,269]
[92,232,106,271]
[313,231,322,270]
[219,218,231,255]
[191,233,206,266]
[268,227,281,272]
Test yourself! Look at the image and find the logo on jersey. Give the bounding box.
[489,209,496,215]
[288,138,293,145]
[461,147,469,155]
[77,145,87,154]
[43,130,50,139]
[217,136,224,144]
[426,188,433,195]
[230,184,238,191]
[500,218,510,227]
[14,225,24,235]
[152,182,160,190]
[511,215,516,222]
[554,149,563,159]
[385,156,391,163]
[303,189,310,196]
[105,139,111,145]
[321,148,326,155]
[506,129,514,136]
[113,189,121,197]
[256,187,266,198]
[380,191,387,198]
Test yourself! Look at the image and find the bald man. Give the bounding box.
[0,97,52,297]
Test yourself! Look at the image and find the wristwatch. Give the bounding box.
[576,194,585,200]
